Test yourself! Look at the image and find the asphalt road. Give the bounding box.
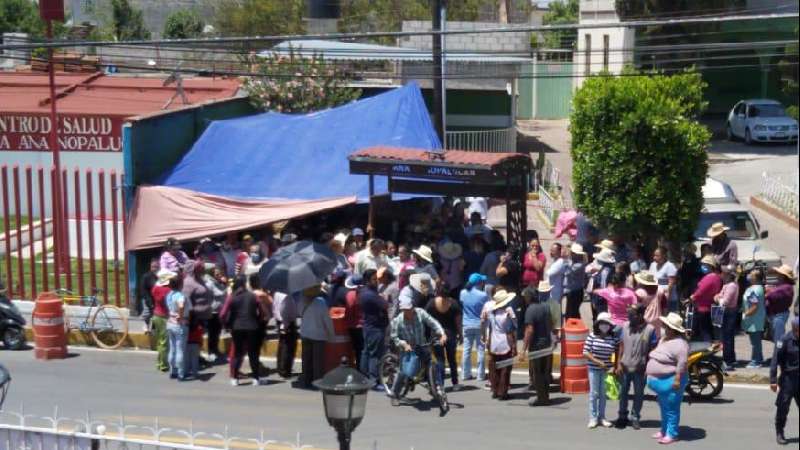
[1,348,797,450]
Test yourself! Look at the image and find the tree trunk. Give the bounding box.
[498,0,509,23]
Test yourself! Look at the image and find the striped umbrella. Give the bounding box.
[258,240,337,294]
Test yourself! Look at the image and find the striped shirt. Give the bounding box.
[583,333,620,369]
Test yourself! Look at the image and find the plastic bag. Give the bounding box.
[605,372,620,401]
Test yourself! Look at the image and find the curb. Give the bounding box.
[750,195,799,229]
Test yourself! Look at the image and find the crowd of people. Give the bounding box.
[136,198,799,446]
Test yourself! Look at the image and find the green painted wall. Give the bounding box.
[534,61,574,119]
[518,64,535,119]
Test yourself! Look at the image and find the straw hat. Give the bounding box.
[634,270,658,286]
[596,312,613,325]
[595,239,616,251]
[706,222,730,238]
[570,243,586,255]
[438,242,463,260]
[413,245,434,263]
[771,264,796,281]
[537,280,552,293]
[594,248,616,264]
[700,255,718,268]
[156,269,177,286]
[492,289,517,310]
[409,272,434,293]
[660,312,686,334]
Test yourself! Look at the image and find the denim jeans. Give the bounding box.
[360,326,386,381]
[647,373,688,439]
[748,331,763,365]
[462,327,485,380]
[618,370,646,421]
[721,308,738,365]
[185,343,200,378]
[771,312,789,344]
[167,323,188,378]
[588,368,607,420]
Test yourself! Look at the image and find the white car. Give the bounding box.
[726,99,799,145]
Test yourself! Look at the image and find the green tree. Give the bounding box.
[111,0,151,40]
[242,50,362,113]
[570,71,711,242]
[0,0,45,37]
[163,9,204,39]
[779,27,798,119]
[541,0,578,49]
[212,0,303,38]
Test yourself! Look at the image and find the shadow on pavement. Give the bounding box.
[677,425,707,442]
[684,397,735,405]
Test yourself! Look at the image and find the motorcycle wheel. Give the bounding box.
[686,361,724,400]
[2,327,26,351]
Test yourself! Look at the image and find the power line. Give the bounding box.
[1,11,796,51]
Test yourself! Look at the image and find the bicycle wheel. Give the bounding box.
[427,362,448,414]
[90,305,128,349]
[378,353,402,397]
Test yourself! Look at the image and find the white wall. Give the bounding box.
[67,218,125,260]
[573,26,635,90]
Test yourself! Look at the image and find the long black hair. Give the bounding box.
[232,274,248,294]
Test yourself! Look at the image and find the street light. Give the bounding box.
[313,358,374,450]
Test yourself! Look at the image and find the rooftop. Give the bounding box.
[350,146,529,169]
[0,71,241,116]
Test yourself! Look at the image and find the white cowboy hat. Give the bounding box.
[660,312,686,334]
[333,232,349,246]
[706,222,730,238]
[156,269,177,286]
[634,270,658,286]
[596,311,613,325]
[537,280,552,293]
[771,264,796,281]
[594,248,616,264]
[700,254,718,268]
[492,289,517,310]
[409,272,435,293]
[413,245,434,263]
[570,243,586,255]
[438,242,463,260]
[594,239,616,251]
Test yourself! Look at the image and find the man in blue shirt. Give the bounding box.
[460,273,490,381]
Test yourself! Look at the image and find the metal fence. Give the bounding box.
[0,164,129,305]
[758,172,799,219]
[0,407,315,450]
[444,127,517,153]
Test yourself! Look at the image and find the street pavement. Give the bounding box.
[1,347,797,450]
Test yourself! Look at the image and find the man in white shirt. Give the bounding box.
[545,243,567,327]
[354,239,389,276]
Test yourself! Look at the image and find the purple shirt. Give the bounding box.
[766,282,794,316]
[646,337,689,377]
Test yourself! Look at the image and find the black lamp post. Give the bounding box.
[313,358,374,450]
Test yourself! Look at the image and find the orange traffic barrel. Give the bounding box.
[32,292,68,360]
[561,318,589,393]
[324,307,354,372]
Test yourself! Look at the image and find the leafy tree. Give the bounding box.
[541,0,578,49]
[779,27,798,119]
[570,71,711,242]
[111,0,151,40]
[163,9,204,39]
[0,0,45,37]
[242,50,362,113]
[212,0,304,38]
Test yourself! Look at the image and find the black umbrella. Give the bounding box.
[258,240,338,294]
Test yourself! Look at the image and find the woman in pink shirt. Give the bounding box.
[522,239,546,289]
[689,256,723,342]
[714,266,739,366]
[596,272,637,326]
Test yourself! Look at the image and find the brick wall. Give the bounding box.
[401,20,531,53]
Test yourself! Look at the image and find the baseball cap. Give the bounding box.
[352,227,365,237]
[398,291,414,310]
[467,273,487,286]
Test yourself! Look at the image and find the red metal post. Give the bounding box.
[73,168,84,296]
[98,170,108,303]
[12,166,24,299]
[1,166,12,294]
[46,20,67,273]
[121,174,130,309]
[110,172,121,306]
[61,167,71,290]
[49,167,59,290]
[38,167,49,292]
[25,167,37,299]
[86,170,96,294]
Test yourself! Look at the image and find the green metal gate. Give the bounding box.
[534,60,574,119]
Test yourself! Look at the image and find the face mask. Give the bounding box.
[700,265,711,275]
[250,253,262,264]
[598,324,612,334]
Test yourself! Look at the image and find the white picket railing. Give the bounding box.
[445,127,517,153]
[758,172,799,219]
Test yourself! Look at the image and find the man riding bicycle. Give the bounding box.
[389,289,447,406]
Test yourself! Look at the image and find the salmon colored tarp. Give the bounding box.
[126,186,357,250]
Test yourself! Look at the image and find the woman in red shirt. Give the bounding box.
[689,256,723,342]
[150,269,174,372]
[522,238,547,289]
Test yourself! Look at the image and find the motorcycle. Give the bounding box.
[0,295,26,350]
[685,341,726,400]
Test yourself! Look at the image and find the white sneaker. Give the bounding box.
[253,378,265,386]
[452,384,463,392]
[230,378,239,387]
[587,419,598,429]
[601,419,614,428]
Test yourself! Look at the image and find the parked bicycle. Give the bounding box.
[378,339,449,414]
[58,288,128,349]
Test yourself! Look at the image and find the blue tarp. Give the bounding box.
[160,83,441,201]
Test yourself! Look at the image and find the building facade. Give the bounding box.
[573,0,635,89]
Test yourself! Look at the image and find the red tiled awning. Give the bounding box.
[350,146,529,170]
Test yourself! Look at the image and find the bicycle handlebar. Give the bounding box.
[57,288,104,296]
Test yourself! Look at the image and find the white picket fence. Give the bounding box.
[445,127,517,153]
[758,172,799,219]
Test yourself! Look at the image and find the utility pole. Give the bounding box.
[431,0,446,146]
